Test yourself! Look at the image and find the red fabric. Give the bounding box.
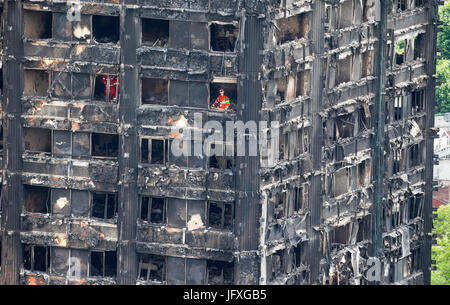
[102,75,119,103]
[212,95,230,110]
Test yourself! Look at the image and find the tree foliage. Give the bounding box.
[437,59,450,113]
[438,3,450,60]
[437,3,450,113]
[431,204,450,285]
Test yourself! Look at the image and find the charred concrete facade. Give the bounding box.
[0,0,437,285]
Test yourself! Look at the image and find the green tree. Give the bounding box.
[431,204,450,285]
[436,59,450,113]
[438,3,450,60]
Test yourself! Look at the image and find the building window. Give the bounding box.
[90,251,117,278]
[412,89,425,115]
[338,0,354,29]
[335,114,354,140]
[208,143,235,170]
[210,82,237,110]
[206,260,234,285]
[23,245,50,272]
[140,138,169,164]
[92,15,120,44]
[394,96,403,121]
[24,69,50,97]
[294,184,309,212]
[275,12,311,45]
[393,148,405,174]
[140,196,166,224]
[273,192,286,220]
[138,254,166,282]
[141,78,169,105]
[397,0,407,11]
[91,192,117,219]
[24,10,52,39]
[24,185,51,214]
[409,143,422,168]
[332,167,350,197]
[92,133,119,158]
[395,40,407,65]
[94,74,119,103]
[208,202,234,230]
[142,18,169,47]
[210,23,238,52]
[336,55,352,85]
[24,128,51,153]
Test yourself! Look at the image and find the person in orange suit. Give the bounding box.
[212,89,230,110]
[102,75,119,103]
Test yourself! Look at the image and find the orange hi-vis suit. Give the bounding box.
[212,94,230,110]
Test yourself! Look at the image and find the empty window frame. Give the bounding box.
[361,50,374,78]
[397,0,407,11]
[210,82,237,110]
[274,192,287,220]
[330,222,351,245]
[206,260,234,285]
[274,12,311,45]
[210,23,239,52]
[411,89,425,115]
[332,167,350,197]
[358,159,372,187]
[50,72,92,100]
[24,185,51,214]
[138,254,166,282]
[395,40,407,65]
[208,142,235,170]
[296,70,311,97]
[90,251,117,278]
[414,0,424,7]
[23,244,50,272]
[92,15,120,44]
[362,0,376,22]
[0,67,3,95]
[140,196,166,224]
[274,75,298,104]
[141,18,169,47]
[294,184,309,212]
[208,201,234,230]
[394,96,404,121]
[356,216,372,242]
[409,194,423,219]
[293,242,307,268]
[413,33,425,60]
[52,248,88,277]
[24,69,50,97]
[140,137,169,165]
[94,74,119,103]
[279,132,288,160]
[270,250,285,280]
[23,128,51,153]
[141,78,169,105]
[296,128,310,156]
[336,55,352,85]
[393,148,405,174]
[359,104,372,132]
[91,133,119,158]
[335,114,355,140]
[338,0,354,29]
[409,143,422,168]
[24,10,52,39]
[91,192,117,219]
[33,130,91,158]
